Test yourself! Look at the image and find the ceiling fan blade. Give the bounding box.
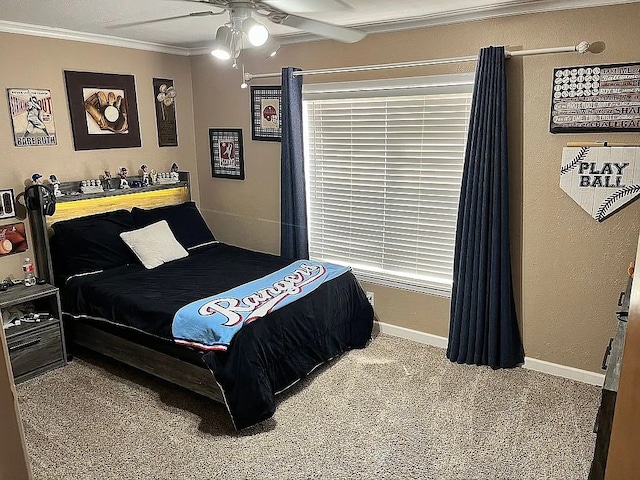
[107,10,223,29]
[178,0,229,7]
[273,13,366,43]
[262,0,352,13]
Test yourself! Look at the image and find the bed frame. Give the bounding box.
[28,172,224,403]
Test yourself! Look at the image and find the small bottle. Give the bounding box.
[23,258,36,287]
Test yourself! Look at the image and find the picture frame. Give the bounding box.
[64,70,142,150]
[209,128,245,180]
[7,88,57,147]
[153,78,178,147]
[0,222,27,256]
[251,86,282,142]
[0,189,16,219]
[550,61,640,133]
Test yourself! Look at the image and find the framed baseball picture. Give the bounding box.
[209,128,245,180]
[153,78,178,147]
[7,88,57,147]
[0,189,16,219]
[251,86,281,142]
[64,70,142,150]
[0,222,28,256]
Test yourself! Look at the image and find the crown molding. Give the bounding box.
[0,20,191,56]
[276,0,639,46]
[0,0,637,56]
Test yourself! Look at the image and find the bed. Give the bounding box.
[29,173,374,430]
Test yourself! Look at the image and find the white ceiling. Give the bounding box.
[0,0,637,55]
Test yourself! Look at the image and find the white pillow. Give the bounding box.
[120,220,188,269]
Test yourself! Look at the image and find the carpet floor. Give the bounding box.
[16,333,600,479]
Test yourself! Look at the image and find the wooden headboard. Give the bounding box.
[29,171,191,285]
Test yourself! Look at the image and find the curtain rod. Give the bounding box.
[243,41,592,83]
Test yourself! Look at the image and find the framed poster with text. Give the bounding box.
[153,78,178,147]
[550,62,640,133]
[7,88,57,147]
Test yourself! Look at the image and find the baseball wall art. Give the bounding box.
[7,88,57,147]
[550,62,640,133]
[560,146,640,221]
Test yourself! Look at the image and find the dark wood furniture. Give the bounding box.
[589,272,630,479]
[1,283,67,384]
[0,324,32,479]
[26,172,224,402]
[605,241,640,479]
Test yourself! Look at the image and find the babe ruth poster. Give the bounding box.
[7,88,57,147]
[560,146,640,221]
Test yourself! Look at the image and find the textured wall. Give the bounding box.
[1,3,638,372]
[191,2,640,372]
[0,33,199,279]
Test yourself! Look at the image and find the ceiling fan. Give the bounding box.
[116,0,367,63]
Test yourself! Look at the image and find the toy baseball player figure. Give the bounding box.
[140,164,150,186]
[24,96,50,138]
[170,162,179,182]
[31,173,43,185]
[49,174,62,197]
[118,167,130,189]
[103,170,113,190]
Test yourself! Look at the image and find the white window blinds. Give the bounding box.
[303,73,474,296]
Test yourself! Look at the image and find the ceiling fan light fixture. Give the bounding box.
[243,17,269,47]
[261,37,281,58]
[211,25,233,60]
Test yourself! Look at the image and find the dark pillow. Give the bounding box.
[50,209,137,278]
[131,201,215,250]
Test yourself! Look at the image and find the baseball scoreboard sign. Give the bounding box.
[550,62,640,133]
[560,146,640,221]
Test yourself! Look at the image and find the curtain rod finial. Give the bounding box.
[576,41,590,53]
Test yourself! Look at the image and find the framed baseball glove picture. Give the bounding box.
[64,70,142,150]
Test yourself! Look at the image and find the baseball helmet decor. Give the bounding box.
[560,146,640,221]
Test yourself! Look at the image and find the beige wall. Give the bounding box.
[0,33,199,279]
[191,2,640,372]
[1,3,638,375]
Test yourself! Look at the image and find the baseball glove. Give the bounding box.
[84,91,128,133]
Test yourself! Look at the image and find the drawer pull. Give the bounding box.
[618,291,626,307]
[602,337,614,370]
[9,338,42,352]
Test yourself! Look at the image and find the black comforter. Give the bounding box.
[60,243,374,429]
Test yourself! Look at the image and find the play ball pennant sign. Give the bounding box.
[560,146,640,222]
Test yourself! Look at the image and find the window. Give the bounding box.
[303,73,474,297]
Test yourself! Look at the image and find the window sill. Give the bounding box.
[353,271,452,299]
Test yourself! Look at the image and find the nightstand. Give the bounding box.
[0,283,67,383]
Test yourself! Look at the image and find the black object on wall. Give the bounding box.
[25,184,56,216]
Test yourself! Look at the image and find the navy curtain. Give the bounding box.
[280,67,309,259]
[446,46,524,369]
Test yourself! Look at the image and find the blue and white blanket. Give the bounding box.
[172,260,350,351]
